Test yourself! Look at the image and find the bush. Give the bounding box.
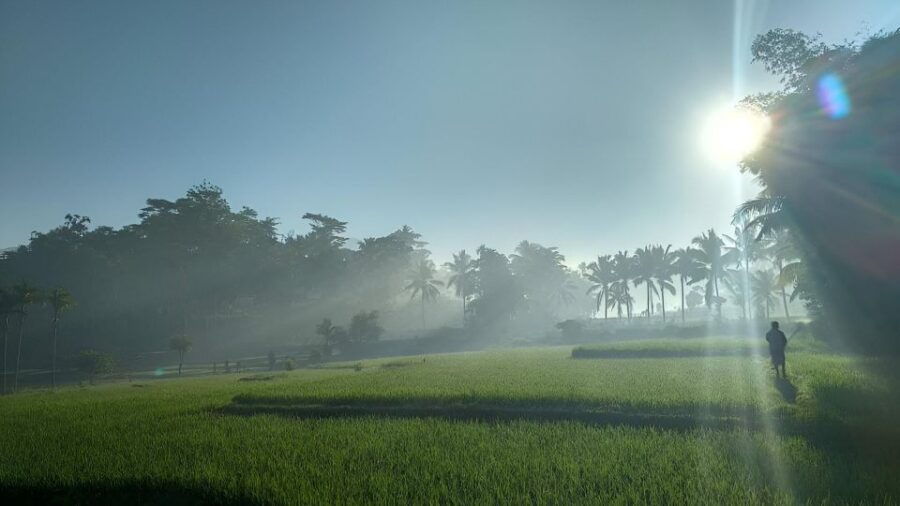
[75,350,115,384]
[284,358,294,371]
[555,320,584,340]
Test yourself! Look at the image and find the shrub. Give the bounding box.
[555,319,584,340]
[75,350,115,384]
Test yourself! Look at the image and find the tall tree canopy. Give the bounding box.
[739,28,900,351]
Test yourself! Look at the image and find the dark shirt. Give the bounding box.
[766,329,787,353]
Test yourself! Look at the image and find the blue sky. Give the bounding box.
[1,0,898,265]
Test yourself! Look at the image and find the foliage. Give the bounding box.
[739,28,900,350]
[585,255,615,318]
[315,318,348,351]
[468,246,522,330]
[348,311,383,343]
[74,349,115,382]
[555,319,584,339]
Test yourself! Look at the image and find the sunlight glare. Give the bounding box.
[701,106,771,164]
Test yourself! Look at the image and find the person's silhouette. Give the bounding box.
[765,321,788,378]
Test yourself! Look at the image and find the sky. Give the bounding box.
[2,0,898,265]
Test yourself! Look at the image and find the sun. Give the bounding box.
[701,106,771,163]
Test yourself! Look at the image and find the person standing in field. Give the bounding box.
[766,321,788,378]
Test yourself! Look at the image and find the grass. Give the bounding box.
[1,344,897,504]
[570,336,826,359]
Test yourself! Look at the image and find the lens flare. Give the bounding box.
[816,73,851,119]
[701,106,771,163]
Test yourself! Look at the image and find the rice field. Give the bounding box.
[1,343,897,504]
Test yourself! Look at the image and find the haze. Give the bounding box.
[2,0,897,263]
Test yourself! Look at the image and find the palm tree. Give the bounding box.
[724,224,763,320]
[723,269,749,319]
[632,246,659,320]
[11,282,40,393]
[0,287,15,394]
[585,255,614,319]
[45,288,75,388]
[691,229,730,320]
[651,245,676,323]
[611,251,634,320]
[404,259,444,331]
[733,192,787,240]
[550,278,578,310]
[443,250,473,326]
[767,230,798,320]
[751,270,779,320]
[672,247,702,323]
[169,335,192,375]
[606,282,633,320]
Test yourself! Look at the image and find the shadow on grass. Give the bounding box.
[221,394,900,454]
[0,482,263,506]
[774,377,797,403]
[219,396,769,432]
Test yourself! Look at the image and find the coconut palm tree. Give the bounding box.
[611,251,634,320]
[723,269,750,319]
[672,247,702,323]
[632,246,659,320]
[0,287,15,394]
[11,282,40,393]
[443,250,473,326]
[767,230,799,320]
[751,270,779,320]
[651,245,676,323]
[606,282,633,320]
[733,192,787,240]
[550,278,578,310]
[45,288,75,388]
[691,229,730,320]
[724,224,764,320]
[404,259,444,331]
[585,255,614,319]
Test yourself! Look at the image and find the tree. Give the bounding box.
[751,270,779,320]
[691,230,730,319]
[651,245,676,323]
[685,286,704,311]
[739,28,900,350]
[315,318,347,355]
[611,251,634,320]
[169,335,192,375]
[723,269,749,319]
[11,282,40,392]
[606,282,633,320]
[555,319,584,340]
[724,224,764,320]
[404,259,443,331]
[766,230,798,320]
[75,350,115,385]
[468,246,522,330]
[443,250,474,325]
[585,255,614,319]
[0,287,15,394]
[348,310,383,343]
[672,248,702,323]
[509,241,572,318]
[45,288,75,388]
[632,247,659,320]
